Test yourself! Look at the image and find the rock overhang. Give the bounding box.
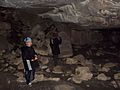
[0,0,120,29]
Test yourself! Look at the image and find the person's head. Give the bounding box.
[24,37,32,47]
[52,27,59,37]
[53,31,58,38]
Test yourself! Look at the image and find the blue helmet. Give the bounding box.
[24,37,32,42]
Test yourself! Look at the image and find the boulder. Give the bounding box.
[41,65,48,70]
[16,76,25,83]
[53,66,64,74]
[40,57,49,65]
[99,67,110,72]
[99,63,118,72]
[34,74,45,82]
[66,58,78,65]
[46,68,51,73]
[18,62,24,70]
[13,58,22,66]
[75,67,90,74]
[114,73,120,80]
[72,73,93,84]
[72,67,93,84]
[111,81,120,88]
[15,72,25,83]
[47,77,60,82]
[73,54,86,63]
[103,63,118,68]
[72,55,86,66]
[4,66,16,73]
[96,73,110,81]
[72,54,93,67]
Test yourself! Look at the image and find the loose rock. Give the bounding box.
[103,63,118,68]
[40,57,49,65]
[18,62,24,70]
[72,67,93,84]
[114,73,120,80]
[96,73,110,81]
[66,58,78,65]
[15,72,25,83]
[73,54,91,66]
[111,81,118,88]
[53,66,64,74]
[12,58,22,66]
[34,74,45,82]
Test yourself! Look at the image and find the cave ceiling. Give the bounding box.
[0,0,120,29]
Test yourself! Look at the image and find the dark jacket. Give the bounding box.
[21,46,37,70]
[50,37,62,55]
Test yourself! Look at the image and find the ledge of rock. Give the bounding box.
[0,0,120,29]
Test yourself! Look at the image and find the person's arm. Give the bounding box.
[31,47,38,61]
[50,38,53,47]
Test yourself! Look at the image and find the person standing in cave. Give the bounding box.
[21,37,38,86]
[50,30,62,66]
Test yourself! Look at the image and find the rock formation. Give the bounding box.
[0,0,120,28]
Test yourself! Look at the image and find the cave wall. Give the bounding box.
[0,7,104,47]
[1,6,120,57]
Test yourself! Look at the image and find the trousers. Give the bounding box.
[53,55,59,66]
[24,69,35,84]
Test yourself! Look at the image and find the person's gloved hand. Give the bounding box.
[32,55,38,61]
[34,55,38,60]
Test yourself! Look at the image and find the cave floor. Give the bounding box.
[0,42,120,90]
[1,52,120,90]
[0,72,119,90]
